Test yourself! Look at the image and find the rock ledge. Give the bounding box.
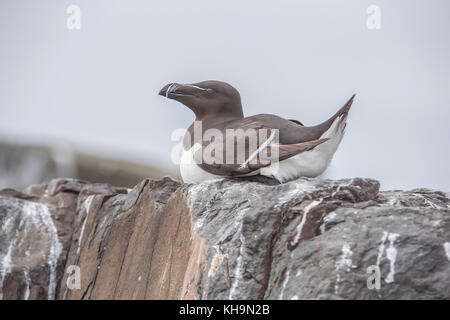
[0,177,448,299]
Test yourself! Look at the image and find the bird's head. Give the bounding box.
[159,80,243,120]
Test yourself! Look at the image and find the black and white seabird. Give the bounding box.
[159,80,354,184]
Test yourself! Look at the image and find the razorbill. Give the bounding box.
[159,80,354,183]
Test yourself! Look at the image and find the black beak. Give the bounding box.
[159,83,182,99]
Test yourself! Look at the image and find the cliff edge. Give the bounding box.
[0,176,449,299]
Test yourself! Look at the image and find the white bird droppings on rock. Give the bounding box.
[77,195,95,255]
[334,243,353,294]
[385,233,400,284]
[376,231,388,267]
[23,269,31,300]
[279,270,291,300]
[0,241,15,300]
[443,243,450,261]
[229,223,246,300]
[289,199,322,247]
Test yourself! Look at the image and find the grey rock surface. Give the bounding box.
[0,176,448,299]
[189,177,449,299]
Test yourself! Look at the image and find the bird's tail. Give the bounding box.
[314,94,355,138]
[331,94,355,123]
[321,95,355,147]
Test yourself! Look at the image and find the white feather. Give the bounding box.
[239,130,276,169]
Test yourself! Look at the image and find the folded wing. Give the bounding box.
[193,121,328,176]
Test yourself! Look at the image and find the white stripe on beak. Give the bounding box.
[182,84,208,91]
[166,83,176,98]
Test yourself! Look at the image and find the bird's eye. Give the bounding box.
[206,88,214,93]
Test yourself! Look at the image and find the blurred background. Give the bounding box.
[0,0,449,190]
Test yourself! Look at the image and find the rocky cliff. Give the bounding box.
[0,176,449,300]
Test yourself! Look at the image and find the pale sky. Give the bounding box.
[0,0,449,190]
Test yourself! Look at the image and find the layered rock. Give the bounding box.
[0,179,127,299]
[0,176,449,299]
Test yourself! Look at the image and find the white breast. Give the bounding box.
[180,143,259,183]
[180,143,223,183]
